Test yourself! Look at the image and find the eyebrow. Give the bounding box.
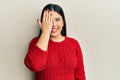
[55,17,61,19]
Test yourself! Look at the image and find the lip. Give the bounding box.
[51,28,58,33]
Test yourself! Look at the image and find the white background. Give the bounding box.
[0,0,120,80]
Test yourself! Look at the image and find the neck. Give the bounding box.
[50,34,65,42]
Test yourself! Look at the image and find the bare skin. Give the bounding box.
[36,10,64,51]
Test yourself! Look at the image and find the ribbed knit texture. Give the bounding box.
[24,36,86,80]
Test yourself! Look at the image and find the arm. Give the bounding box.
[24,38,48,72]
[36,10,52,51]
[74,40,86,80]
[24,10,53,72]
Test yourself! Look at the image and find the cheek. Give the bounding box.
[58,21,64,27]
[57,23,63,32]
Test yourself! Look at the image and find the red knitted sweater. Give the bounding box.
[24,36,86,80]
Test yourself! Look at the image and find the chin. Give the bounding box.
[50,32,60,37]
[50,34,58,37]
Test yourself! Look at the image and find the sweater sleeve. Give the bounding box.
[24,37,48,72]
[74,40,86,80]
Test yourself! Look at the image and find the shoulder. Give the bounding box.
[31,37,39,41]
[29,37,39,45]
[66,36,79,44]
[66,36,80,47]
[66,36,82,54]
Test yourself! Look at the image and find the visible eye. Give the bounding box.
[55,18,60,21]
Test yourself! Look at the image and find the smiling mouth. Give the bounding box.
[51,28,58,33]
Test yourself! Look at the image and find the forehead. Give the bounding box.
[51,11,62,18]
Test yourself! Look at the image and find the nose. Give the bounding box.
[52,19,56,26]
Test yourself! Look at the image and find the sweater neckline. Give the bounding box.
[49,36,67,44]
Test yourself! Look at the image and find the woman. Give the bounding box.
[24,3,86,80]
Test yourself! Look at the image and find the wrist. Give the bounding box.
[42,29,51,34]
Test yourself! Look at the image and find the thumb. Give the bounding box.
[37,19,41,26]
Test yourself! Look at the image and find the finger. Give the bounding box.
[37,19,41,26]
[49,12,53,23]
[45,10,49,21]
[43,10,47,21]
[48,11,51,22]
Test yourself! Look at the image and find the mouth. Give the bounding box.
[51,28,58,33]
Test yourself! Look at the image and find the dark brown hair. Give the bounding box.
[38,3,67,37]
